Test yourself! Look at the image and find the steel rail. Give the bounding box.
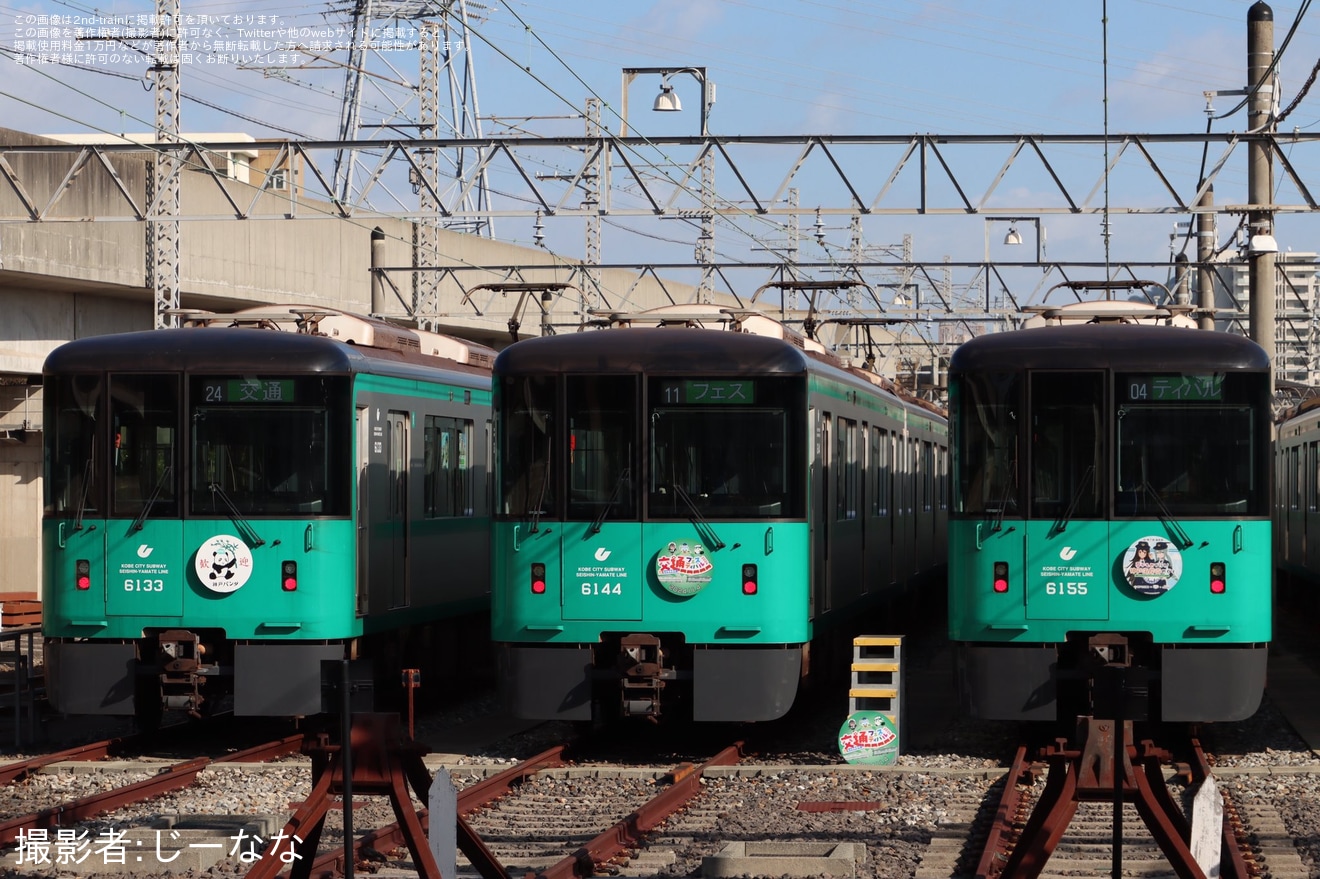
[265,743,571,879]
[973,743,1034,879]
[0,733,306,845]
[527,741,746,879]
[1188,736,1256,879]
[0,735,139,786]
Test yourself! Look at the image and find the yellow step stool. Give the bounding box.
[848,635,903,748]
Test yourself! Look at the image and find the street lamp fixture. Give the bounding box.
[620,66,712,136]
[653,82,681,112]
[1247,221,1278,255]
[984,216,1044,264]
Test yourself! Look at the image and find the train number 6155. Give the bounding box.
[1045,581,1088,595]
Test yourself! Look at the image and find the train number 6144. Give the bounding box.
[580,582,623,596]
[1045,581,1088,595]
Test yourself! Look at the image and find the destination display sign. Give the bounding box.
[1125,374,1223,402]
[657,379,755,405]
[199,379,297,404]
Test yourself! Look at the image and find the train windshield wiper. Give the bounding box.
[673,484,725,550]
[991,438,1018,533]
[131,466,173,532]
[73,455,95,532]
[1051,465,1095,536]
[1140,480,1193,550]
[590,468,631,534]
[207,481,266,546]
[528,435,552,534]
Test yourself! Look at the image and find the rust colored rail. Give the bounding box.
[1188,736,1256,879]
[255,741,572,879]
[0,735,140,786]
[0,733,306,845]
[973,743,1034,879]
[975,722,1258,879]
[528,741,746,879]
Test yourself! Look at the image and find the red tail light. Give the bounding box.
[742,564,758,595]
[531,563,547,595]
[75,559,91,591]
[1210,561,1226,594]
[992,561,1009,593]
[281,560,298,591]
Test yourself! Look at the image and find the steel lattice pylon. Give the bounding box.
[148,0,181,329]
[415,4,493,330]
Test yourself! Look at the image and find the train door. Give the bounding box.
[1286,443,1305,570]
[1030,371,1108,623]
[1307,442,1320,574]
[832,415,863,607]
[362,406,410,613]
[812,410,830,615]
[868,425,895,591]
[388,411,409,608]
[894,433,916,576]
[915,439,932,572]
[355,407,368,615]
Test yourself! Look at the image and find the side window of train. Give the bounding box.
[868,426,885,517]
[922,441,934,512]
[423,415,475,518]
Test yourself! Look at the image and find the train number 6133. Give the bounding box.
[124,579,165,592]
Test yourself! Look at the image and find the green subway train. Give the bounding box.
[491,306,947,723]
[948,301,1272,724]
[41,308,494,723]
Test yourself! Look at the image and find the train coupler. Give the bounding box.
[618,634,676,719]
[155,629,212,717]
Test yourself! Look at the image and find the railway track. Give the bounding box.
[955,722,1305,879]
[0,732,306,846]
[240,712,748,879]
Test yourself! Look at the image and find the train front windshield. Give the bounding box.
[648,376,804,519]
[496,373,805,521]
[190,376,350,517]
[953,369,1269,519]
[1115,372,1267,517]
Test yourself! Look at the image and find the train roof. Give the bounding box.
[495,327,815,375]
[495,326,946,421]
[949,325,1270,373]
[44,326,492,385]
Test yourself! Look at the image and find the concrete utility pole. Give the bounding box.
[1197,185,1215,331]
[1248,1,1276,372]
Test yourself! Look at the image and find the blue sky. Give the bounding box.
[1,1,1316,275]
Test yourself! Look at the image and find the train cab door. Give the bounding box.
[811,410,830,615]
[1027,371,1108,622]
[360,406,410,613]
